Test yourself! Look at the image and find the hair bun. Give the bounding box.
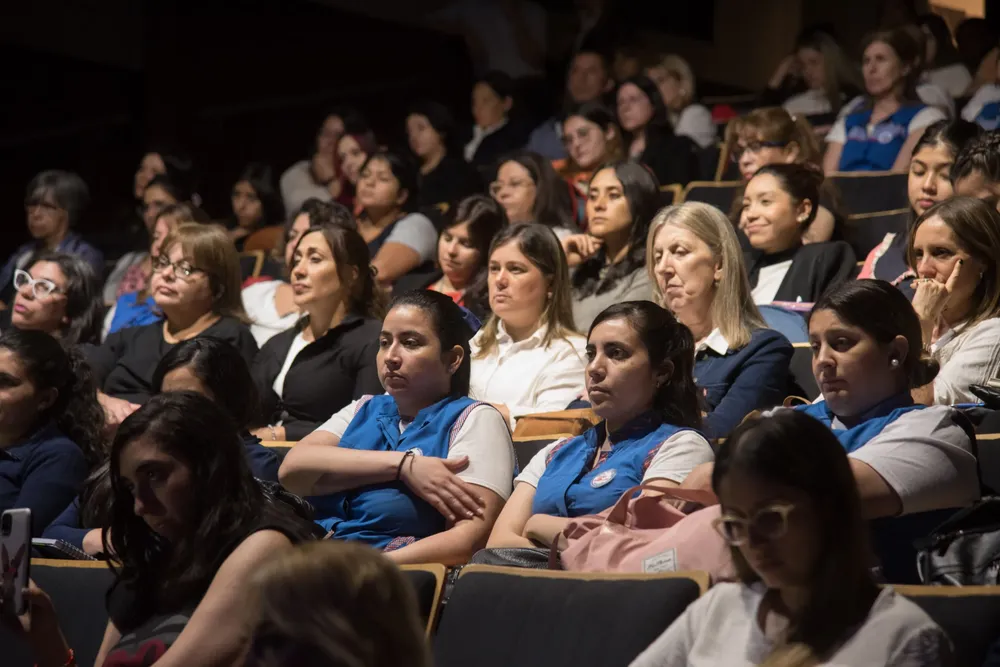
[909,355,940,389]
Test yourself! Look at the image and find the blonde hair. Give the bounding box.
[474,223,579,358]
[646,202,765,349]
[654,53,697,109]
[248,541,430,667]
[159,222,248,322]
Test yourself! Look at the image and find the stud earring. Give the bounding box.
[890,358,900,368]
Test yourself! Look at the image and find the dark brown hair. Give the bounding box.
[750,163,825,229]
[292,224,385,321]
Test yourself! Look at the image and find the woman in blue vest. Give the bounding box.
[487,301,713,549]
[823,27,947,174]
[279,290,515,565]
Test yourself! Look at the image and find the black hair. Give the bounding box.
[292,224,384,320]
[444,195,509,321]
[25,170,90,227]
[574,160,661,298]
[359,151,420,214]
[281,198,356,265]
[751,162,824,228]
[146,173,196,205]
[107,392,316,617]
[918,13,962,67]
[589,302,701,430]
[152,337,260,429]
[144,148,199,204]
[233,162,285,228]
[475,71,517,104]
[616,74,675,149]
[810,279,939,389]
[952,130,1000,185]
[0,329,105,467]
[713,410,878,663]
[494,150,575,229]
[23,251,103,345]
[407,100,461,155]
[913,118,981,163]
[387,290,474,397]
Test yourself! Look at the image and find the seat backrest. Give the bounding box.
[0,559,116,667]
[843,208,909,259]
[978,434,1000,493]
[243,225,284,253]
[512,438,558,471]
[400,563,446,636]
[789,343,819,401]
[434,565,707,667]
[758,305,808,344]
[658,184,682,208]
[829,172,909,215]
[895,585,1000,666]
[680,181,740,213]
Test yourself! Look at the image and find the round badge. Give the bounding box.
[590,469,617,488]
[408,448,423,457]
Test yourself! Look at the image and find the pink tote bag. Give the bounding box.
[556,484,736,581]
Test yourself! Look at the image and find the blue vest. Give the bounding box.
[311,394,485,549]
[839,104,925,172]
[532,414,693,518]
[795,395,925,453]
[976,101,1000,131]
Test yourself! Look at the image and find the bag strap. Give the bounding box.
[605,483,718,525]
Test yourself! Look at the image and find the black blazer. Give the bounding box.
[468,121,533,181]
[252,315,383,440]
[745,242,857,304]
[640,133,700,187]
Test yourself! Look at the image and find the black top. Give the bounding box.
[84,317,258,404]
[251,315,383,440]
[639,133,700,187]
[418,155,482,209]
[468,121,533,181]
[744,242,857,304]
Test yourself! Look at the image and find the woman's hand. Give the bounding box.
[1,580,72,667]
[98,392,140,430]
[911,260,963,340]
[400,455,486,522]
[768,54,798,89]
[312,152,337,184]
[562,234,603,267]
[252,425,285,442]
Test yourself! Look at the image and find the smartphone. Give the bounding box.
[1,509,31,616]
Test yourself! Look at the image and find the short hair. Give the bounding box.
[359,151,420,214]
[475,70,516,102]
[234,162,285,227]
[158,223,249,321]
[951,130,1000,185]
[647,202,766,350]
[25,170,90,227]
[494,150,575,230]
[24,251,103,345]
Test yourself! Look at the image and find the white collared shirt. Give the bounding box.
[930,317,1000,405]
[750,260,792,305]
[469,322,587,430]
[695,329,730,356]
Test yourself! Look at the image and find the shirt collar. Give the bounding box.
[696,328,730,356]
[0,422,61,461]
[496,321,547,347]
[473,119,508,138]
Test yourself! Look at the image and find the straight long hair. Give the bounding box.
[292,224,385,322]
[444,195,509,320]
[647,203,765,350]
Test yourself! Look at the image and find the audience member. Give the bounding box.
[566,160,657,329]
[526,49,614,160]
[908,196,1000,405]
[961,54,1000,130]
[45,337,283,554]
[764,29,863,118]
[487,301,712,548]
[252,224,383,441]
[335,123,380,210]
[395,194,508,322]
[633,409,954,666]
[644,53,716,149]
[228,162,285,251]
[241,198,354,347]
[649,202,793,439]
[919,14,973,98]
[951,128,1000,205]
[246,541,431,667]
[406,100,481,208]
[723,107,843,244]
[280,290,515,565]
[491,150,577,238]
[0,329,104,532]
[6,251,102,346]
[741,164,856,304]
[859,119,981,295]
[465,71,531,178]
[553,101,625,219]
[616,74,700,186]
[354,151,438,285]
[86,223,257,419]
[956,17,998,94]
[0,170,102,306]
[824,28,947,173]
[279,109,358,215]
[470,223,587,430]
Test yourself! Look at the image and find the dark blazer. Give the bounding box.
[468,121,533,181]
[418,155,482,209]
[640,133,701,187]
[745,241,857,304]
[252,315,382,440]
[695,328,794,440]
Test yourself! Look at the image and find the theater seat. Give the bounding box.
[978,434,1000,493]
[843,208,909,259]
[512,437,557,471]
[243,225,284,253]
[829,172,909,215]
[434,565,708,667]
[680,181,740,213]
[895,585,1000,666]
[789,343,819,401]
[400,563,446,636]
[0,559,115,667]
[659,184,682,208]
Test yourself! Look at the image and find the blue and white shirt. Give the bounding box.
[961,83,1000,131]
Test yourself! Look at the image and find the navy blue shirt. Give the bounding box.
[0,422,88,533]
[695,328,793,440]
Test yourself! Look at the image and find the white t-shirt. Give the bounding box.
[280,160,332,218]
[926,63,973,99]
[470,323,588,430]
[318,399,516,501]
[630,583,953,667]
[516,430,714,488]
[381,212,438,264]
[242,280,300,348]
[961,83,1000,129]
[931,317,1000,405]
[672,105,716,149]
[750,260,792,305]
[783,89,833,117]
[828,99,947,145]
[272,331,309,397]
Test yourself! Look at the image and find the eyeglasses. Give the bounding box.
[562,126,594,147]
[712,503,796,546]
[730,141,789,163]
[152,254,204,279]
[13,270,63,298]
[489,179,535,197]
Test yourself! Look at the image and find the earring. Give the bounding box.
[890,358,900,368]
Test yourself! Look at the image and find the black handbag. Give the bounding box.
[915,496,1000,586]
[468,547,554,569]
